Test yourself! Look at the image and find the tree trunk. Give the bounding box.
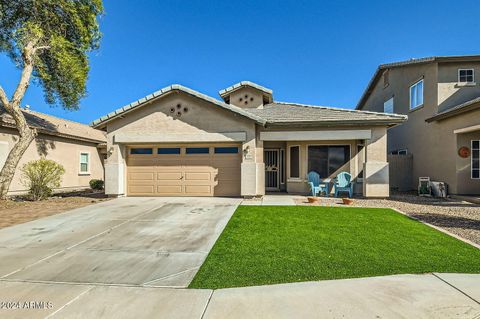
[0,129,36,198]
[0,41,38,199]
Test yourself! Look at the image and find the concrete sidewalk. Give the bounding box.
[1,273,478,319]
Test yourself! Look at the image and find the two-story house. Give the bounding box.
[357,55,480,195]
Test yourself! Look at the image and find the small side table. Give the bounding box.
[319,178,331,196]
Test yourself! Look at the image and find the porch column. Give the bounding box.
[104,137,126,197]
[363,127,389,197]
[240,126,265,197]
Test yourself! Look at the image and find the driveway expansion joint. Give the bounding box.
[432,273,480,305]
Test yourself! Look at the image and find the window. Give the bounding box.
[390,149,408,155]
[472,140,479,179]
[280,149,285,184]
[289,146,300,178]
[186,147,209,154]
[459,69,475,83]
[158,148,180,155]
[409,79,424,110]
[308,145,350,178]
[79,153,89,174]
[384,97,394,113]
[130,148,153,154]
[214,147,239,154]
[357,144,364,180]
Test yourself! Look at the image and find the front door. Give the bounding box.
[265,149,279,191]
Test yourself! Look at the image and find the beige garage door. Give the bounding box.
[126,144,241,196]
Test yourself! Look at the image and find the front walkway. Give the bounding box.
[1,273,478,318]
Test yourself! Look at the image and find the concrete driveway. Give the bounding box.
[0,197,241,287]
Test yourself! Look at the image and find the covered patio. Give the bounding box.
[259,127,390,197]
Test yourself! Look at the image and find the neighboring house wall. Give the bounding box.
[104,92,263,197]
[437,62,480,112]
[360,61,480,194]
[0,127,104,195]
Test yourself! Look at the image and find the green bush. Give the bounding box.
[89,179,104,190]
[21,158,65,201]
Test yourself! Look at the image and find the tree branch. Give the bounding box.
[10,41,36,108]
[33,45,50,53]
[0,86,9,109]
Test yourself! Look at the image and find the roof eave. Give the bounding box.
[0,121,106,144]
[425,102,480,122]
[264,118,407,128]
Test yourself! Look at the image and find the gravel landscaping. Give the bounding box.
[294,193,480,246]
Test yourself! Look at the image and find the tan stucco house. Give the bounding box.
[0,107,106,195]
[357,55,480,195]
[92,81,406,198]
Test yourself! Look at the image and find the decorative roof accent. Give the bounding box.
[245,102,407,126]
[91,84,267,128]
[0,107,106,143]
[219,81,273,100]
[356,55,480,110]
[425,96,480,122]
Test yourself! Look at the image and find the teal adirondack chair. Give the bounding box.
[334,172,353,198]
[307,171,328,196]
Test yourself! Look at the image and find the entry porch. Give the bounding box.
[259,128,390,197]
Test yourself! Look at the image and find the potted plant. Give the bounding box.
[307,196,320,203]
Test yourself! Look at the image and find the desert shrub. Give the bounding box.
[89,179,104,190]
[21,158,65,201]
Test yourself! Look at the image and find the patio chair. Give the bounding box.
[307,171,328,196]
[333,172,353,198]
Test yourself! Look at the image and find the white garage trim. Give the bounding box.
[260,130,372,141]
[115,132,247,143]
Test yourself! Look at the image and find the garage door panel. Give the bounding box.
[129,185,155,194]
[213,182,241,196]
[157,185,183,195]
[216,167,241,181]
[128,172,155,181]
[156,172,182,180]
[185,185,212,195]
[184,172,211,181]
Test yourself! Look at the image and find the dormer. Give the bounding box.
[219,81,273,109]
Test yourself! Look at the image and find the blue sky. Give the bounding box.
[1,0,479,124]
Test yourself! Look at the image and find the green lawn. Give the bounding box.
[189,206,480,289]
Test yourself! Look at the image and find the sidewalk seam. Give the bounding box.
[432,273,480,305]
[200,290,214,319]
[43,285,94,319]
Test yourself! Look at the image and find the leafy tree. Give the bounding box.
[0,0,103,198]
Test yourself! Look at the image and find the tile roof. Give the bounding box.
[356,55,480,110]
[91,84,407,129]
[218,81,273,98]
[425,96,480,122]
[0,107,106,143]
[91,84,267,128]
[245,102,407,126]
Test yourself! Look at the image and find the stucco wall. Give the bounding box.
[361,62,480,194]
[0,127,104,195]
[228,87,265,108]
[104,91,262,196]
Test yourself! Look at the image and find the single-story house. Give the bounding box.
[91,81,407,198]
[0,107,106,195]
